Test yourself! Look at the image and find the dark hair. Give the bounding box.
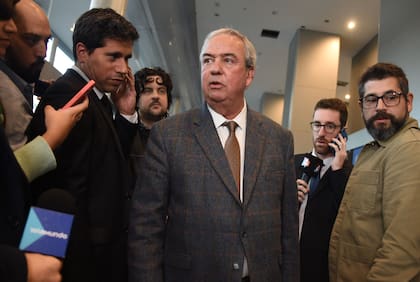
[314,98,348,128]
[0,0,19,20]
[72,8,139,60]
[134,67,173,109]
[358,63,409,99]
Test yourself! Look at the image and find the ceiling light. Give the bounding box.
[347,21,356,30]
[345,94,351,100]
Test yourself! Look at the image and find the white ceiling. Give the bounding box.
[195,0,381,110]
[37,0,381,113]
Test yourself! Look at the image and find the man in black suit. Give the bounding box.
[295,98,352,282]
[27,8,139,282]
[128,28,299,282]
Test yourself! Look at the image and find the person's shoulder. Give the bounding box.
[0,70,19,92]
[47,69,81,90]
[248,109,291,134]
[394,118,420,144]
[406,118,420,139]
[159,108,201,126]
[249,109,280,125]
[294,153,307,160]
[41,70,85,102]
[0,69,11,81]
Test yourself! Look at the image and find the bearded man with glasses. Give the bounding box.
[329,63,420,281]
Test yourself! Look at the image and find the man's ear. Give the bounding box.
[406,92,414,113]
[75,42,88,63]
[245,67,255,88]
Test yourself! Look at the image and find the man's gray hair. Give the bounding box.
[199,27,257,69]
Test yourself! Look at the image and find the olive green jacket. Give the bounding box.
[0,103,55,182]
[329,118,420,282]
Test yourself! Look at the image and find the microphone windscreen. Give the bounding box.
[37,188,76,214]
[300,153,323,179]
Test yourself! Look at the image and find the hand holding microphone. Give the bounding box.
[296,154,323,203]
[18,189,75,282]
[25,253,62,282]
[297,179,309,203]
[19,189,75,258]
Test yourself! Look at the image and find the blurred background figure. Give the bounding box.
[130,66,172,174]
[0,0,51,150]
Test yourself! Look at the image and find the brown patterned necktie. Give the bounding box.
[223,121,240,193]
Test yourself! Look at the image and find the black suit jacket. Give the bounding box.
[27,69,136,282]
[295,153,352,282]
[128,105,299,282]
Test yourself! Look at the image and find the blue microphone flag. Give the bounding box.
[19,207,73,258]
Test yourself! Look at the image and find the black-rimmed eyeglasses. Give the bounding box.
[309,122,340,134]
[359,91,404,109]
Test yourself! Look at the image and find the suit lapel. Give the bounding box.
[192,106,241,204]
[68,70,126,159]
[243,110,265,206]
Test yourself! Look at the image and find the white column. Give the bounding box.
[284,29,341,153]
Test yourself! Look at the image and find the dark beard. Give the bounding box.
[141,110,167,123]
[7,55,44,83]
[364,110,407,141]
[22,60,45,83]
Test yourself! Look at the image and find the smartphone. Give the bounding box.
[338,128,348,140]
[330,128,348,153]
[62,80,95,109]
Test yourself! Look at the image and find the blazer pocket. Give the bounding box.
[348,170,379,212]
[164,252,192,270]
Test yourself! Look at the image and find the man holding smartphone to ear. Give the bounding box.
[295,98,353,282]
[27,8,139,282]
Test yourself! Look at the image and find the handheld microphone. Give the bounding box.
[299,154,323,182]
[19,189,75,258]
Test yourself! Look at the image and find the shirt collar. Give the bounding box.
[71,65,104,100]
[207,99,247,130]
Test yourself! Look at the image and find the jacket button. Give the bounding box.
[233,263,240,270]
[242,231,248,238]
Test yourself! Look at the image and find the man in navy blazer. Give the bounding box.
[128,28,299,282]
[295,98,352,282]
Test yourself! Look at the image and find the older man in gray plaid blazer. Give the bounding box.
[128,28,299,282]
